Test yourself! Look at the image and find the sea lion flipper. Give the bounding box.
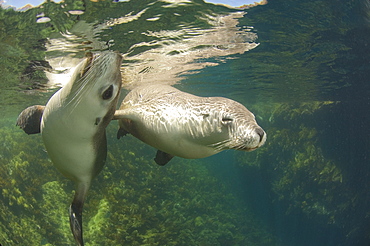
[69,203,83,246]
[113,110,124,120]
[113,109,131,120]
[154,150,174,166]
[69,183,89,246]
[117,127,129,139]
[16,105,45,135]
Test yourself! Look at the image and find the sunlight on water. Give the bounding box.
[1,1,261,89]
[44,10,259,88]
[2,0,266,9]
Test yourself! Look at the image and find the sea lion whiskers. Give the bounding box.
[209,138,233,152]
[63,57,96,114]
[65,53,117,116]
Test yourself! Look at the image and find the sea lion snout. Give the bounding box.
[242,126,266,151]
[255,127,266,144]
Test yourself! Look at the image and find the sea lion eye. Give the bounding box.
[102,85,114,100]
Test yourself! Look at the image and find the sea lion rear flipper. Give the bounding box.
[16,105,45,135]
[154,150,174,166]
[69,182,89,246]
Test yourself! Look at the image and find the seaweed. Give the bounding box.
[237,101,369,244]
[0,118,276,245]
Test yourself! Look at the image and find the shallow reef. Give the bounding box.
[1,100,369,245]
[1,101,369,245]
[0,118,276,245]
[237,101,369,244]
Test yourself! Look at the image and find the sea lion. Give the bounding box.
[113,84,266,165]
[16,51,122,246]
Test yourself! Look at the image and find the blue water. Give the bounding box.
[0,0,369,245]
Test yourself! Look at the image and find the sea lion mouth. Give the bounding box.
[241,146,258,152]
[80,52,94,77]
[229,134,266,152]
[210,141,259,152]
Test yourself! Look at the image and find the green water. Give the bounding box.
[0,0,369,245]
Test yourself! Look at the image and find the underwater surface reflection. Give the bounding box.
[0,0,369,246]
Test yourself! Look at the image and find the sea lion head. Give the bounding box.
[60,51,123,129]
[205,97,266,152]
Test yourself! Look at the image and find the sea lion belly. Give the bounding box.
[41,89,106,183]
[120,117,219,159]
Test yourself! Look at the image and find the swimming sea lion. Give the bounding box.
[16,51,122,246]
[113,84,266,165]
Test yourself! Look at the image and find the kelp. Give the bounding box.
[0,118,276,245]
[237,101,368,244]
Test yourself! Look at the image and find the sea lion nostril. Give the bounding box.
[255,128,265,142]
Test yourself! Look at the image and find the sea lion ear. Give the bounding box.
[221,116,233,125]
[201,113,210,119]
[16,105,45,135]
[154,150,174,166]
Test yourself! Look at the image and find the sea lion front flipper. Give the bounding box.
[112,110,125,120]
[154,150,174,166]
[112,108,132,120]
[16,105,45,135]
[117,127,129,139]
